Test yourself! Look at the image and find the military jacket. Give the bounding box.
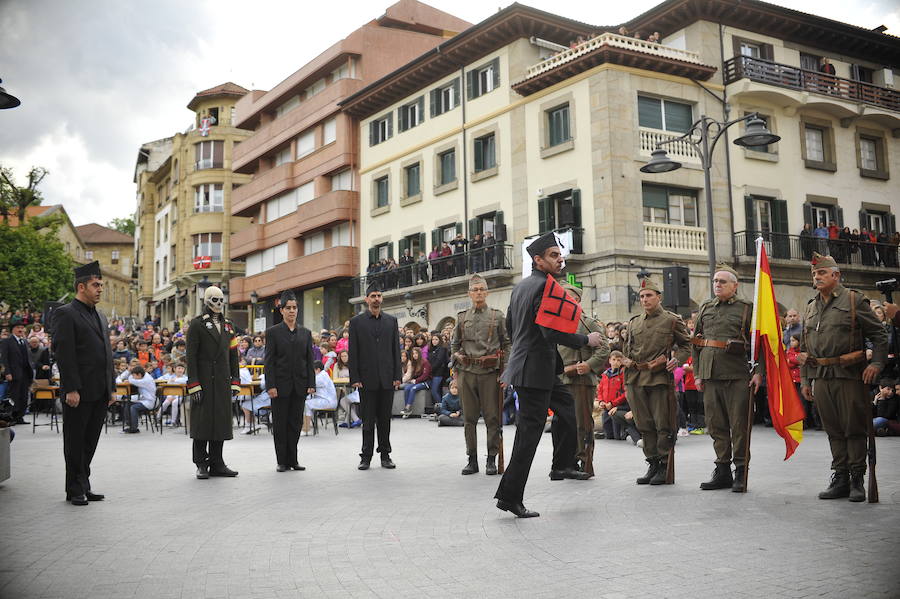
[800,285,887,385]
[623,304,691,386]
[691,296,760,380]
[451,305,512,374]
[559,315,609,386]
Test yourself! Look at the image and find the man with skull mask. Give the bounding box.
[186,286,241,479]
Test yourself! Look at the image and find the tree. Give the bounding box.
[0,218,73,311]
[0,165,48,224]
[108,216,136,237]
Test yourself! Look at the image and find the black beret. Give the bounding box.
[526,231,558,258]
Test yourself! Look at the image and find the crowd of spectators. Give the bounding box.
[800,222,899,266]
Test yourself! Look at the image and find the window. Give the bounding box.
[400,232,426,258]
[474,133,496,172]
[245,243,288,276]
[547,105,571,147]
[295,130,315,159]
[266,190,296,223]
[800,52,821,71]
[538,189,582,243]
[331,169,352,192]
[332,64,349,81]
[162,257,167,283]
[111,249,120,264]
[857,133,888,179]
[860,138,877,171]
[740,42,761,58]
[304,232,325,255]
[438,149,456,185]
[192,233,222,262]
[274,146,292,166]
[804,127,825,162]
[404,163,420,198]
[323,118,337,144]
[398,97,424,132]
[85,250,94,260]
[332,223,351,246]
[297,181,314,206]
[194,183,224,213]
[375,176,389,208]
[852,65,874,83]
[744,195,789,257]
[467,58,500,99]
[641,185,699,226]
[369,114,392,146]
[369,242,392,263]
[307,78,326,97]
[638,96,693,133]
[800,121,836,171]
[439,224,460,243]
[195,140,223,169]
[276,95,300,118]
[430,79,460,116]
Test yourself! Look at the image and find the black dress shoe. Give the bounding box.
[196,465,210,479]
[496,499,539,518]
[276,464,288,472]
[69,494,89,506]
[358,458,371,470]
[549,469,591,481]
[290,464,306,471]
[85,492,105,501]
[14,418,29,425]
[381,456,396,469]
[209,465,238,477]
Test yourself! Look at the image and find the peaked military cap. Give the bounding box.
[74,260,102,280]
[526,231,559,257]
[810,252,838,270]
[714,263,739,279]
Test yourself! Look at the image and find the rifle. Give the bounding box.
[582,385,595,476]
[867,408,879,503]
[666,379,676,484]
[497,351,505,474]
[741,384,754,492]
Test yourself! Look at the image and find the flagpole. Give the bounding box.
[744,237,765,492]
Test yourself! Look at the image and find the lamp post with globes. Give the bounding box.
[640,112,780,279]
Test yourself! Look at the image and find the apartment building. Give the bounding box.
[345,1,900,329]
[134,83,252,328]
[228,0,470,333]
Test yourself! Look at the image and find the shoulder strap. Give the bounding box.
[488,309,496,343]
[741,303,750,341]
[850,290,858,350]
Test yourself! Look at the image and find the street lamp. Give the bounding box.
[196,275,211,314]
[249,290,258,334]
[0,78,21,109]
[640,112,780,278]
[403,292,428,320]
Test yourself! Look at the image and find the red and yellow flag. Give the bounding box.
[750,239,805,459]
[535,274,582,334]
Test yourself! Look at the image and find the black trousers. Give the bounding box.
[193,439,225,468]
[495,380,577,505]
[9,377,29,418]
[272,393,304,466]
[62,397,108,497]
[360,388,393,458]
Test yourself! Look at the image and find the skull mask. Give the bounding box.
[204,286,225,314]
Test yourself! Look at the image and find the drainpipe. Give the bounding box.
[719,23,737,261]
[460,65,469,239]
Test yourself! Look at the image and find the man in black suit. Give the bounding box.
[349,281,401,470]
[52,262,115,506]
[264,291,315,472]
[495,232,604,518]
[2,317,32,424]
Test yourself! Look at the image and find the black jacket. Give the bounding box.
[349,310,401,390]
[186,312,240,441]
[1,335,31,383]
[500,270,588,391]
[427,344,450,379]
[263,321,314,398]
[51,299,114,400]
[27,344,51,379]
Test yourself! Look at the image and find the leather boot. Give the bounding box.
[636,458,658,485]
[461,456,479,475]
[649,456,668,485]
[700,463,733,490]
[485,455,498,476]
[731,466,746,493]
[818,470,850,499]
[848,471,865,502]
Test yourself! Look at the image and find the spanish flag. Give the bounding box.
[749,238,805,459]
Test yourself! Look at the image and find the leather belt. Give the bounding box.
[690,338,728,349]
[633,356,667,372]
[806,351,865,367]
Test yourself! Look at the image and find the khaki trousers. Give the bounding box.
[703,378,752,467]
[626,384,672,460]
[812,378,869,474]
[457,370,501,457]
[569,383,595,466]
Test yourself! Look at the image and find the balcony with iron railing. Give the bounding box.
[724,56,900,113]
[351,244,515,299]
[643,222,707,255]
[733,230,899,268]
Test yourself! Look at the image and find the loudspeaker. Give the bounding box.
[494,223,507,243]
[662,266,690,308]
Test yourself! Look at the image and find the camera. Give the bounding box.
[875,278,898,302]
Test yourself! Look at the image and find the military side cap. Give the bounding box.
[714,263,738,279]
[74,260,102,280]
[639,276,661,293]
[562,282,583,300]
[365,279,383,295]
[810,252,837,270]
[526,231,559,257]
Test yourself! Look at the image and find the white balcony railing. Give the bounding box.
[517,32,706,83]
[639,127,700,162]
[643,222,707,255]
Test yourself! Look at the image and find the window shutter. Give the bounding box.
[466,70,475,100]
[835,206,844,228]
[803,202,814,228]
[213,141,223,167]
[368,247,377,265]
[494,211,506,242]
[772,199,788,234]
[638,96,663,129]
[429,89,438,117]
[744,196,756,232]
[418,232,427,253]
[399,238,409,255]
[386,115,393,139]
[194,143,201,162]
[762,43,774,61]
[538,197,551,233]
[452,78,461,107]
[431,228,440,249]
[369,122,376,146]
[387,242,394,259]
[398,107,406,132]
[571,189,582,228]
[455,222,463,236]
[473,137,483,171]
[491,58,500,89]
[886,214,896,235]
[858,209,867,230]
[417,96,425,125]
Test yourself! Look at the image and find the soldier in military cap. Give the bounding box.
[622,276,691,485]
[800,252,887,502]
[691,264,762,493]
[451,274,512,475]
[558,283,609,476]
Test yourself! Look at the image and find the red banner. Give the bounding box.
[193,256,211,269]
[535,274,581,334]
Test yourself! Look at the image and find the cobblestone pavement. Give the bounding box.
[1,415,898,599]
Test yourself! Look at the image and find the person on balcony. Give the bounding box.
[813,222,829,254]
[470,233,484,273]
[859,227,877,266]
[399,248,415,287]
[428,246,441,281]
[440,242,453,279]
[450,233,468,277]
[819,57,837,94]
[838,227,853,264]
[799,223,816,261]
[483,230,496,270]
[416,251,429,284]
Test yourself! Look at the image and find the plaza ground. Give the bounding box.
[1,415,898,598]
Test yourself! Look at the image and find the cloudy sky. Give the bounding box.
[1,0,897,227]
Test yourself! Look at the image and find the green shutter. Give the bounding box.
[638,96,662,129]
[387,242,393,259]
[418,232,427,254]
[664,100,693,134]
[859,210,867,230]
[399,238,409,255]
[431,228,440,249]
[744,196,756,232]
[386,115,392,138]
[474,137,483,171]
[835,206,844,228]
[417,96,425,125]
[368,247,377,265]
[772,199,789,258]
[491,57,500,89]
[642,184,668,209]
[803,202,814,228]
[572,189,582,228]
[455,222,462,236]
[452,78,460,107]
[429,89,438,117]
[538,197,551,233]
[466,70,475,100]
[397,106,406,132]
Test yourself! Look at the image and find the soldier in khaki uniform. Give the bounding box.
[691,264,762,493]
[800,253,887,502]
[451,275,512,476]
[558,283,609,477]
[623,277,691,485]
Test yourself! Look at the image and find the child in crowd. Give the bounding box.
[873,379,899,436]
[786,335,820,430]
[123,365,157,434]
[682,356,705,434]
[302,361,337,436]
[434,378,463,427]
[240,374,269,434]
[135,340,151,368]
[159,363,188,426]
[596,351,626,439]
